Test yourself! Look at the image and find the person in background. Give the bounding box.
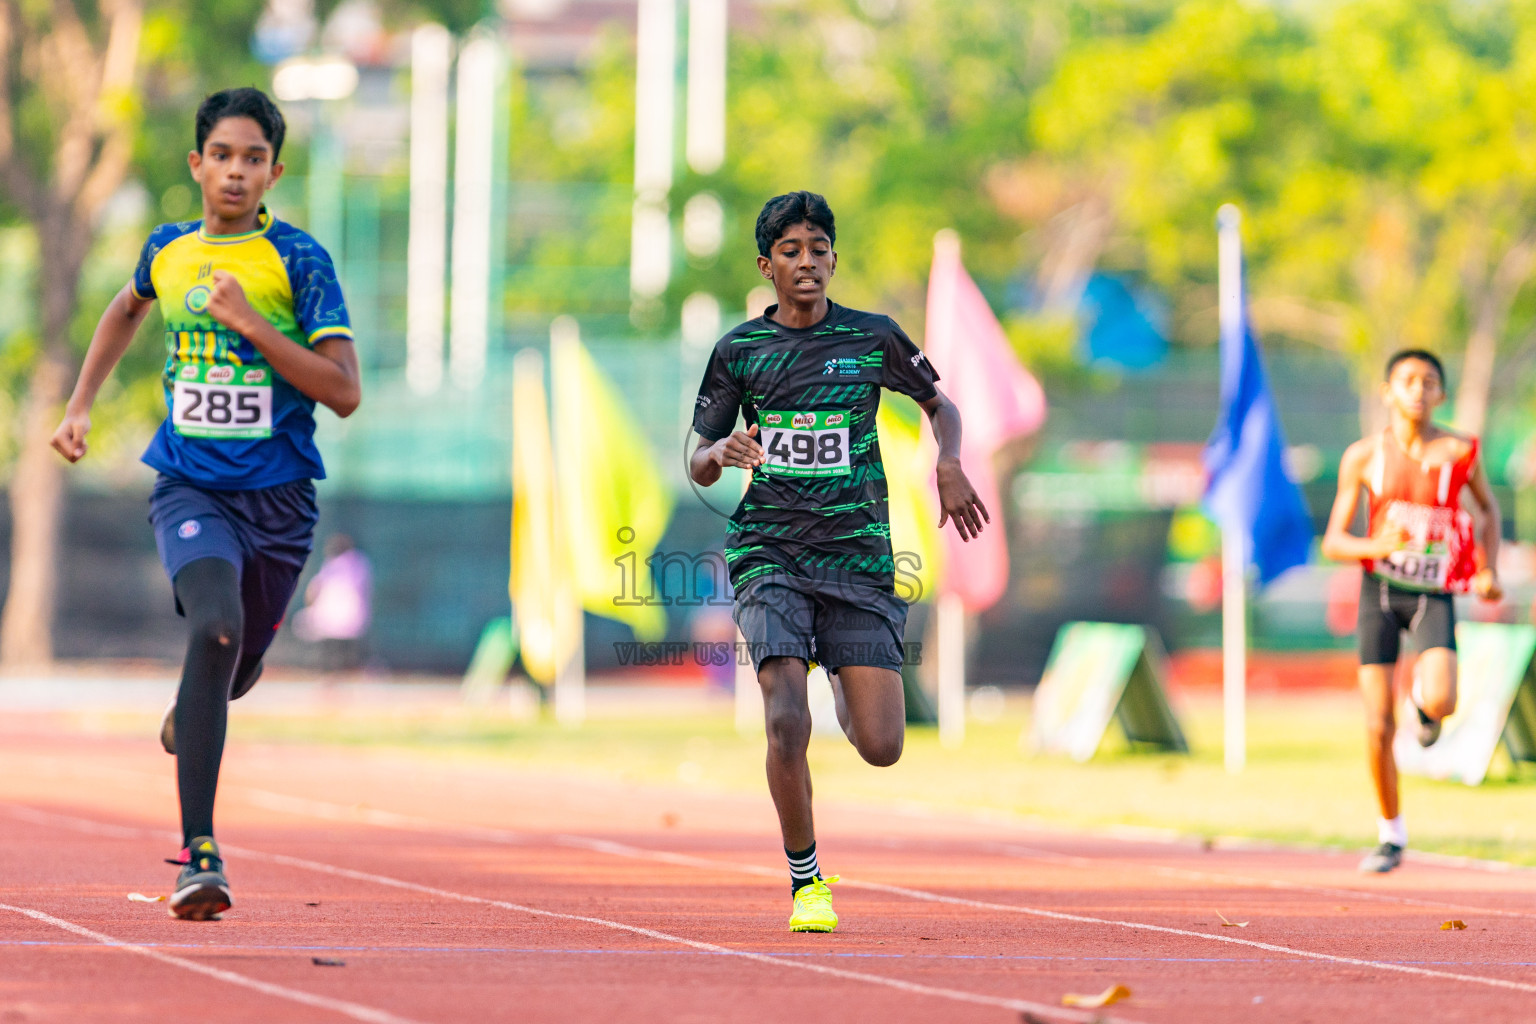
[295,533,372,673]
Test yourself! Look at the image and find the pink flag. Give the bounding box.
[923,230,1047,613]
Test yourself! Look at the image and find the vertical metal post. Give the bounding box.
[450,32,500,391]
[631,0,676,310]
[685,0,726,175]
[406,24,450,395]
[1217,203,1246,775]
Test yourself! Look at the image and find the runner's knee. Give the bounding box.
[764,701,811,757]
[856,730,903,767]
[175,558,245,648]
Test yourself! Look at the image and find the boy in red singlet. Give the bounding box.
[1322,349,1502,873]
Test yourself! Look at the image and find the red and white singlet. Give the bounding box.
[1361,430,1480,593]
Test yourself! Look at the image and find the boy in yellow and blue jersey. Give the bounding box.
[51,88,361,920]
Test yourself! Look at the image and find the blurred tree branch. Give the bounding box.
[0,0,142,667]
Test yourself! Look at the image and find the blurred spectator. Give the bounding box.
[295,534,372,672]
[1325,565,1361,638]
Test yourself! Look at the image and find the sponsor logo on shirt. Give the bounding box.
[177,519,201,540]
[764,413,783,425]
[792,413,814,428]
[823,357,861,377]
[179,365,199,381]
[911,351,926,366]
[695,395,712,409]
[206,366,236,384]
[825,413,844,426]
[185,285,211,315]
[242,369,267,384]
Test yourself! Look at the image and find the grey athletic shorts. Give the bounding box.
[732,575,911,674]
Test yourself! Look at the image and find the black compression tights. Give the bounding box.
[172,557,244,848]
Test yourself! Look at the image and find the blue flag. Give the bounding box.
[1202,264,1313,587]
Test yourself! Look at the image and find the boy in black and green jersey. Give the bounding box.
[690,191,989,932]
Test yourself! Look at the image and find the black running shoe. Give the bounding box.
[1358,842,1403,873]
[169,836,231,920]
[1415,703,1442,747]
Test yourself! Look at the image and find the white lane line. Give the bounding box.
[1,805,1137,1024]
[229,776,1536,922]
[0,901,423,1024]
[20,756,1536,924]
[15,802,1536,1002]
[18,763,1536,995]
[841,877,1536,994]
[25,747,1536,921]
[983,841,1536,921]
[552,835,1536,995]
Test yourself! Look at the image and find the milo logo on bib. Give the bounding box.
[760,409,851,477]
[1374,500,1461,593]
[170,361,274,440]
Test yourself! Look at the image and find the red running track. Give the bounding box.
[3,723,1536,1023]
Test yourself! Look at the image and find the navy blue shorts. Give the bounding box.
[149,475,318,662]
[732,574,911,674]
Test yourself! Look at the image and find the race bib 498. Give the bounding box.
[172,363,273,439]
[759,409,850,477]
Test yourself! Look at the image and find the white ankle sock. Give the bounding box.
[1378,815,1407,847]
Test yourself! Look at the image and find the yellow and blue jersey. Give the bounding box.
[131,208,353,490]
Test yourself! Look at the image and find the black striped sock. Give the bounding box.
[787,842,819,894]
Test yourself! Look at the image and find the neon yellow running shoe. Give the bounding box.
[789,875,840,933]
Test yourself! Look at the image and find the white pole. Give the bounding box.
[1217,203,1246,774]
[406,24,450,396]
[936,592,965,748]
[685,0,726,175]
[550,315,586,726]
[1221,528,1246,773]
[631,0,676,306]
[449,33,500,391]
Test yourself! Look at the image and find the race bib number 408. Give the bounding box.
[759,409,850,477]
[172,363,273,439]
[1374,500,1461,592]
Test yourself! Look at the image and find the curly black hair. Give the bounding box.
[754,191,835,257]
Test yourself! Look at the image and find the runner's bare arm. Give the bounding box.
[918,388,989,542]
[204,270,361,417]
[1464,452,1503,600]
[1320,440,1404,561]
[50,284,156,463]
[690,425,765,486]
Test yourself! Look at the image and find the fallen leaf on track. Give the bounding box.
[311,957,346,966]
[1216,911,1249,928]
[1062,984,1130,1008]
[1441,920,1467,930]
[126,893,165,903]
[305,902,321,907]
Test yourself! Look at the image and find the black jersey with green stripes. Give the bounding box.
[693,301,940,593]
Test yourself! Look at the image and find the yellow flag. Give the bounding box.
[550,335,672,641]
[878,396,941,603]
[510,350,579,684]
